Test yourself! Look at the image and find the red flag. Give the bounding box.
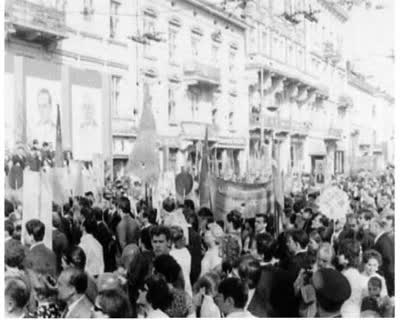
[53,104,67,205]
[199,127,210,209]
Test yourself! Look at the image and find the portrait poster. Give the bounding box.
[4,72,15,152]
[71,85,102,160]
[314,159,326,185]
[26,76,61,146]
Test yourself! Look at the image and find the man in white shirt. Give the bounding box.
[79,219,104,277]
[215,277,255,318]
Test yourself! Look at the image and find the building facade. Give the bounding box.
[4,0,394,182]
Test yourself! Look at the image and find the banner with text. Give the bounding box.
[209,176,272,221]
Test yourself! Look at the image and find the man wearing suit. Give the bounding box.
[23,219,57,277]
[245,233,298,317]
[57,267,93,318]
[370,217,394,297]
[52,212,70,274]
[116,196,140,249]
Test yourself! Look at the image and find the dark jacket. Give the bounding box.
[52,229,69,274]
[187,228,203,285]
[248,264,298,317]
[373,232,394,296]
[286,251,314,282]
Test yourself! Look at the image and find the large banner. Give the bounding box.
[26,76,61,146]
[209,176,272,221]
[71,85,102,160]
[352,156,375,172]
[5,72,15,152]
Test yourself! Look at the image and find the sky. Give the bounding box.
[342,0,394,94]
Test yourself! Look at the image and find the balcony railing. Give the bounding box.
[324,127,342,141]
[5,0,67,45]
[184,60,221,85]
[112,118,137,137]
[291,120,309,136]
[180,121,219,140]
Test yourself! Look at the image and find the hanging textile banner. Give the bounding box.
[209,175,272,221]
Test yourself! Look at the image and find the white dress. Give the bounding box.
[201,246,222,277]
[170,247,192,297]
[79,233,104,277]
[200,294,221,318]
[341,268,368,318]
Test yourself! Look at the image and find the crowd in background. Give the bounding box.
[4,166,395,318]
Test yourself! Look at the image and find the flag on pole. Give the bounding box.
[199,127,210,209]
[53,104,68,205]
[271,138,284,236]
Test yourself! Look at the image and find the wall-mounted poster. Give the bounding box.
[315,159,325,184]
[4,72,15,152]
[71,85,102,160]
[26,76,61,146]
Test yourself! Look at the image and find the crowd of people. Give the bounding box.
[4,166,395,318]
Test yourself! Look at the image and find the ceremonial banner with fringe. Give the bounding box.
[209,176,272,221]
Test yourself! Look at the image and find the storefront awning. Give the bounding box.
[308,138,327,155]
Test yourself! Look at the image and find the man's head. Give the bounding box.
[5,219,14,238]
[150,225,171,256]
[255,214,268,234]
[238,256,261,290]
[369,217,388,237]
[5,277,31,317]
[118,196,131,215]
[57,267,88,303]
[25,219,45,246]
[226,210,242,233]
[286,229,309,254]
[316,242,335,269]
[215,277,248,316]
[311,268,351,315]
[358,210,374,230]
[378,193,391,210]
[255,232,275,262]
[81,218,97,236]
[37,88,52,123]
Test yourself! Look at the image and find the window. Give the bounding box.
[110,0,120,38]
[83,0,94,21]
[168,148,178,172]
[191,35,200,58]
[290,144,295,168]
[212,44,219,65]
[262,31,268,54]
[212,108,217,125]
[228,111,234,130]
[143,14,156,56]
[249,28,257,53]
[168,87,177,124]
[168,28,178,63]
[111,75,121,116]
[334,151,344,174]
[229,49,236,75]
[190,89,200,119]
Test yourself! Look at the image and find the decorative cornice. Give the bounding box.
[317,0,349,22]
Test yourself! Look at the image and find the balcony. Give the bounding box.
[373,144,383,154]
[180,121,218,141]
[183,60,221,86]
[5,0,67,47]
[324,127,342,142]
[291,120,309,137]
[112,118,138,137]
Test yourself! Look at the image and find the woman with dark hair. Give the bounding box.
[242,218,255,255]
[91,289,132,318]
[137,274,173,318]
[337,239,365,317]
[153,254,194,317]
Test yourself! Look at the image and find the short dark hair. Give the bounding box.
[368,276,382,289]
[85,191,94,198]
[118,196,131,214]
[338,239,361,268]
[65,267,88,294]
[5,219,14,236]
[5,277,31,309]
[140,227,153,251]
[5,240,26,268]
[218,277,248,309]
[64,246,87,270]
[198,207,214,218]
[150,225,171,242]
[98,289,132,318]
[227,210,242,230]
[255,213,268,224]
[255,232,275,262]
[162,198,176,213]
[184,199,195,211]
[82,218,97,235]
[238,256,261,289]
[25,219,45,242]
[145,274,173,310]
[153,254,182,285]
[361,210,374,221]
[286,229,309,249]
[363,249,382,266]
